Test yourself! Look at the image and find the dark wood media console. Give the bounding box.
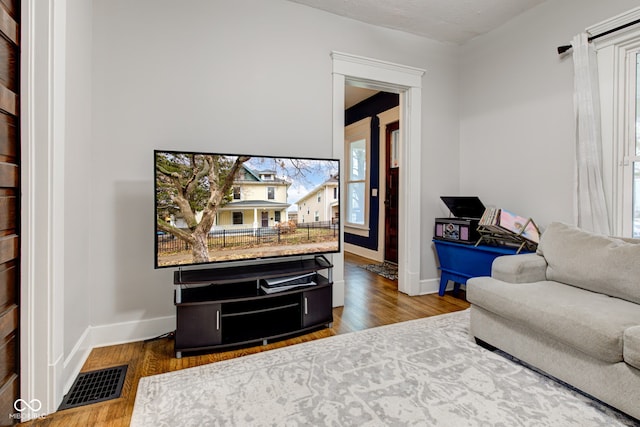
[173,256,333,358]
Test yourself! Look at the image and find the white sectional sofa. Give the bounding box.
[467,222,640,420]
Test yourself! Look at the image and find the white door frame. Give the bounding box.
[21,0,67,418]
[332,52,424,297]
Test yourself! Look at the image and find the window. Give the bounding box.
[333,187,337,200]
[347,139,366,225]
[233,186,240,200]
[317,191,321,203]
[267,187,275,200]
[629,51,640,238]
[345,117,370,230]
[596,22,640,237]
[632,52,640,237]
[275,211,281,222]
[315,211,320,222]
[232,212,243,225]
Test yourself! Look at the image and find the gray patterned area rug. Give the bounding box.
[131,310,637,426]
[358,261,398,280]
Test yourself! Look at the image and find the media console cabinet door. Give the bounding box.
[176,303,222,349]
[301,286,333,327]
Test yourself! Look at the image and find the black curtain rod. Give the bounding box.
[557,17,640,54]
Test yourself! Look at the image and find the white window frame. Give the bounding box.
[344,117,371,235]
[594,7,640,237]
[624,49,640,237]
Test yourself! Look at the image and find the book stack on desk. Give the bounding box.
[479,208,540,244]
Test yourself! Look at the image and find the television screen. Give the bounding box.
[154,150,340,268]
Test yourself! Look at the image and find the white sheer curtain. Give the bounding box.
[571,33,611,235]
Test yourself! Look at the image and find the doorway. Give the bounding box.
[332,51,424,297]
[384,121,399,264]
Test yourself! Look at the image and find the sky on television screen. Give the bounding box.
[242,156,338,211]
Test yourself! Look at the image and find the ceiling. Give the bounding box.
[287,0,547,44]
[310,0,548,109]
[345,86,379,109]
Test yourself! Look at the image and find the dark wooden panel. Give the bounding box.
[0,373,17,424]
[0,305,17,421]
[0,305,16,343]
[0,195,15,231]
[0,113,17,163]
[0,1,17,419]
[0,5,17,46]
[0,1,17,23]
[0,162,16,188]
[0,38,17,93]
[0,85,15,116]
[0,333,15,387]
[0,263,15,313]
[0,236,16,265]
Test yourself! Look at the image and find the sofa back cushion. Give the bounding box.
[537,222,640,304]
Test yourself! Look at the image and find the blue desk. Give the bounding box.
[433,239,527,296]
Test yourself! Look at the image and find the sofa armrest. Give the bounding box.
[491,253,547,283]
[624,326,640,370]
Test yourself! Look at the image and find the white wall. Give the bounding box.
[22,0,95,414]
[64,0,93,374]
[459,0,640,230]
[39,0,640,412]
[47,0,640,407]
[89,0,459,332]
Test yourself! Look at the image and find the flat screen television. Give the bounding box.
[154,150,340,269]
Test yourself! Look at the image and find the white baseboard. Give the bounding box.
[90,315,176,349]
[61,315,176,395]
[332,279,345,307]
[62,327,93,396]
[344,244,383,262]
[418,277,462,295]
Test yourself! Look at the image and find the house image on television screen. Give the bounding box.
[295,174,339,225]
[155,152,339,267]
[217,166,292,229]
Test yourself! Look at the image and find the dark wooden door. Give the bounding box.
[0,0,20,423]
[261,212,269,227]
[301,286,332,327]
[384,122,399,264]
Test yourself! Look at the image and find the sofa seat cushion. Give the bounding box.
[537,222,640,304]
[467,277,640,363]
[624,326,640,369]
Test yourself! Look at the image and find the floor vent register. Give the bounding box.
[59,365,128,410]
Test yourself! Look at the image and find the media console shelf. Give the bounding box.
[173,255,333,358]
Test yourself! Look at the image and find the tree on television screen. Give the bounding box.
[156,153,250,263]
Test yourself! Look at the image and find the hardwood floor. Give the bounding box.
[22,253,469,426]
